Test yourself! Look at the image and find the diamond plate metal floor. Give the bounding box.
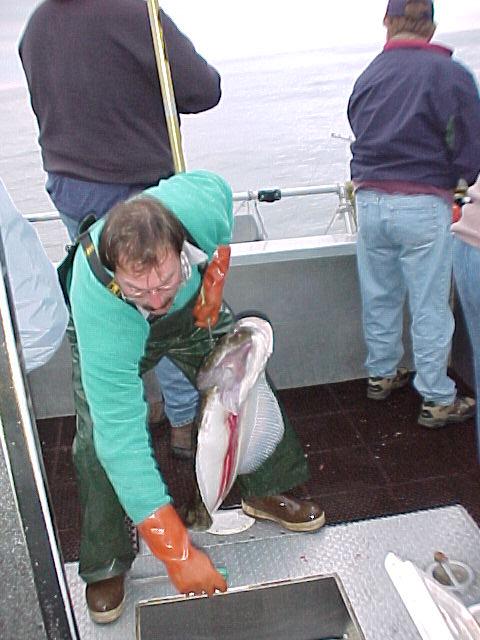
[65,505,480,640]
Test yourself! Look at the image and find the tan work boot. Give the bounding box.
[170,421,195,459]
[242,493,325,532]
[367,367,410,400]
[86,575,125,624]
[418,395,476,428]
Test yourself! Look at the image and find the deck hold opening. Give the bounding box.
[135,574,365,640]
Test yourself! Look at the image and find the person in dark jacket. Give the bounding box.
[347,0,480,427]
[19,0,223,455]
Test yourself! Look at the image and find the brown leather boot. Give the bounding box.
[86,575,125,624]
[170,422,195,459]
[241,493,325,532]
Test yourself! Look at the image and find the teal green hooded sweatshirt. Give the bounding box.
[69,171,233,524]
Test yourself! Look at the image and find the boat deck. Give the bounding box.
[63,505,480,640]
[37,372,480,564]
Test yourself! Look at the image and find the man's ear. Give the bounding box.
[383,16,392,40]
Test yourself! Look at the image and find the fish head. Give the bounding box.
[197,317,274,413]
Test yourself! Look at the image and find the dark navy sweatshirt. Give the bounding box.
[348,40,480,191]
[19,0,221,184]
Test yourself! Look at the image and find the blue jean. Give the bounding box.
[46,173,199,426]
[45,172,148,242]
[356,190,456,404]
[154,357,198,426]
[453,237,480,450]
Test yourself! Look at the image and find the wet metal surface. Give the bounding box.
[65,505,480,640]
[136,575,364,640]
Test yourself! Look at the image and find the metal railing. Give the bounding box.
[25,182,357,238]
[0,234,79,638]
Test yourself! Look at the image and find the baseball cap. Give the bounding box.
[385,0,434,20]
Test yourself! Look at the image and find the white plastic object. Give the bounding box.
[385,552,480,639]
[207,509,255,535]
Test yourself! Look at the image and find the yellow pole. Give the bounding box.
[146,0,186,173]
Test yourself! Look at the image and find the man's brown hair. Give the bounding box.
[99,196,186,273]
[385,0,436,39]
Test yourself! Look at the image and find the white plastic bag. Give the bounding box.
[0,180,68,372]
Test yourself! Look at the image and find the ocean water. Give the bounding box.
[181,29,480,239]
[1,18,479,247]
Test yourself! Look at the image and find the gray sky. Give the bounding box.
[160,0,480,61]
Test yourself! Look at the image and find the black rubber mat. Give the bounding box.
[36,374,479,563]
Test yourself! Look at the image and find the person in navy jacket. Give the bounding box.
[348,0,480,427]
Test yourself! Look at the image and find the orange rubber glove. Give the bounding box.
[137,504,227,596]
[193,245,231,329]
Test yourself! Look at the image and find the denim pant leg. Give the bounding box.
[453,237,480,450]
[394,196,455,404]
[155,357,199,427]
[59,212,80,242]
[356,191,406,377]
[45,172,147,241]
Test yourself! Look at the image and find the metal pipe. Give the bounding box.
[25,184,357,236]
[232,184,341,202]
[25,184,345,223]
[25,212,60,223]
[146,0,185,173]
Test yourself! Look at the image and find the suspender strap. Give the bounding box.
[78,231,122,298]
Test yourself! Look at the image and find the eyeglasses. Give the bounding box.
[118,275,185,300]
[115,250,192,300]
